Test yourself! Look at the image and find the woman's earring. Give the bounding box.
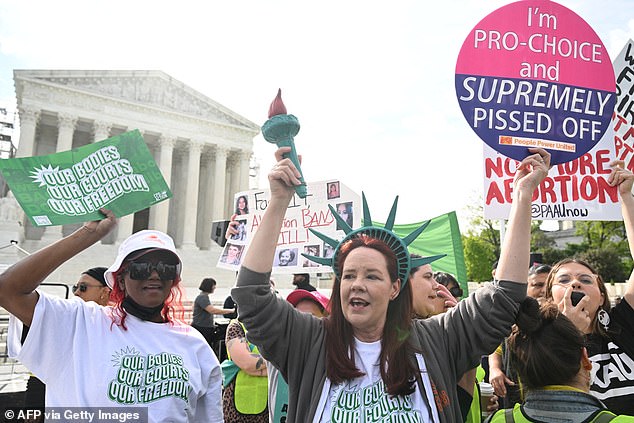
[597,309,610,331]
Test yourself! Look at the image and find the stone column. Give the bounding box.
[227,154,240,217]
[14,107,39,244]
[56,113,78,152]
[153,135,175,233]
[200,150,215,250]
[239,150,251,192]
[93,120,112,143]
[212,146,228,221]
[0,192,24,255]
[181,141,202,249]
[15,107,40,158]
[116,215,135,243]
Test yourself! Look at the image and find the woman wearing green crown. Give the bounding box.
[231,146,550,422]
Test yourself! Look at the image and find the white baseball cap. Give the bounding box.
[104,230,181,288]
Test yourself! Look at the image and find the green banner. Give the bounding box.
[387,211,468,293]
[0,130,172,226]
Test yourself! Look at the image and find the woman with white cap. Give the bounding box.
[0,211,223,422]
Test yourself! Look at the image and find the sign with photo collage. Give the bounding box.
[216,180,361,274]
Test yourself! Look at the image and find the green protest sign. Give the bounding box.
[390,211,468,293]
[0,130,172,226]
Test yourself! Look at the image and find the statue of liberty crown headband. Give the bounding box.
[301,193,446,287]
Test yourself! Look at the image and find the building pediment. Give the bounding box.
[14,70,259,132]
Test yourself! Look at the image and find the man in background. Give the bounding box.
[292,273,316,292]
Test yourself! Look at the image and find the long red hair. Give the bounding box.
[324,234,416,396]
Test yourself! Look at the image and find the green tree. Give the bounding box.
[462,234,497,282]
[530,222,555,251]
[462,201,561,280]
[577,247,628,283]
[575,221,627,250]
[541,242,586,266]
[539,222,632,281]
[461,199,634,282]
[573,221,632,280]
[464,203,501,254]
[462,202,501,281]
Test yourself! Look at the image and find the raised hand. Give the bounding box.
[81,208,118,240]
[613,160,634,306]
[436,284,458,311]
[268,147,302,201]
[242,147,303,274]
[608,160,634,198]
[558,286,592,334]
[513,147,551,194]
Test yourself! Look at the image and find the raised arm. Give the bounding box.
[609,160,634,307]
[204,304,235,315]
[496,148,550,283]
[0,209,117,326]
[241,147,301,275]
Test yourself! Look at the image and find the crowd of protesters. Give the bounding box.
[1,146,634,423]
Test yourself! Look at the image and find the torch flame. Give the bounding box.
[268,88,287,118]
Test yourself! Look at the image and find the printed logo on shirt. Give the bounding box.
[107,346,191,404]
[431,381,450,413]
[589,341,634,400]
[329,379,423,422]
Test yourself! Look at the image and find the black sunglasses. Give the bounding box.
[72,282,102,293]
[126,261,179,281]
[448,286,464,298]
[433,271,464,298]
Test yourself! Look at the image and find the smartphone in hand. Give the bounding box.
[571,291,585,307]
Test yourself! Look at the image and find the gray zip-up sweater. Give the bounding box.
[232,266,526,423]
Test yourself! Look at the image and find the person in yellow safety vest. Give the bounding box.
[486,298,634,423]
[222,319,268,422]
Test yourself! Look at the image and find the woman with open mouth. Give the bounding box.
[231,146,550,422]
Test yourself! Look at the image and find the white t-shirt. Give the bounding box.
[315,338,437,423]
[267,362,287,423]
[8,292,223,423]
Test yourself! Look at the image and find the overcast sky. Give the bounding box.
[0,0,632,227]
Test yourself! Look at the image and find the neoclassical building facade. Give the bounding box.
[13,69,259,251]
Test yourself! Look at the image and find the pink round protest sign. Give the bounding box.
[455,0,616,165]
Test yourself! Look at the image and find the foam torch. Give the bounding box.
[262,89,307,198]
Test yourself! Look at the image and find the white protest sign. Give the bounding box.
[483,137,620,220]
[217,180,361,274]
[482,39,634,222]
[613,39,634,171]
